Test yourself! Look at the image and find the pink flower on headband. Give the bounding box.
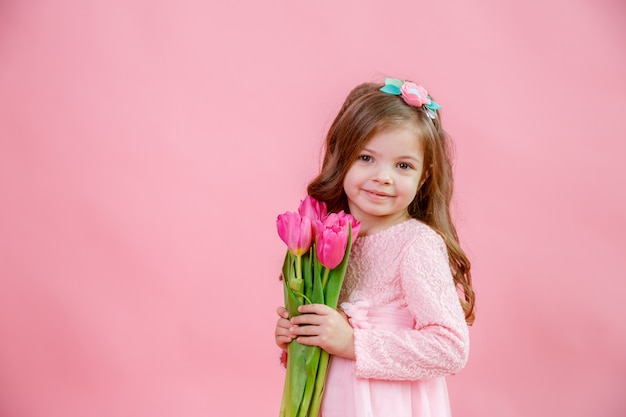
[380,78,442,119]
[400,82,431,107]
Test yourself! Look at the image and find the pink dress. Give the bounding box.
[321,219,469,417]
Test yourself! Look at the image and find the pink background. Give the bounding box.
[1,0,625,416]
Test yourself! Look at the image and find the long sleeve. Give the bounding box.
[352,230,469,381]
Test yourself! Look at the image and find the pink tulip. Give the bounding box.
[299,196,329,239]
[276,212,313,256]
[315,211,361,269]
[323,211,361,245]
[316,225,348,269]
[298,195,328,222]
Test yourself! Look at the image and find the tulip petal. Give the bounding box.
[298,195,328,222]
[277,212,313,256]
[316,227,347,269]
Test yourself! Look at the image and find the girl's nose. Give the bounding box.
[372,169,393,185]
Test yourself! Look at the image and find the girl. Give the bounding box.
[275,78,475,417]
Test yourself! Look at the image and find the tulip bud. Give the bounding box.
[298,196,328,222]
[276,212,313,256]
[316,224,349,269]
[321,211,361,244]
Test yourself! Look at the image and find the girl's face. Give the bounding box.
[343,126,425,236]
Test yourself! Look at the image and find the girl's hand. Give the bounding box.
[275,306,295,352]
[289,304,356,360]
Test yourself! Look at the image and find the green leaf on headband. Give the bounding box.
[426,100,442,110]
[380,84,401,95]
[380,78,403,95]
[385,78,403,88]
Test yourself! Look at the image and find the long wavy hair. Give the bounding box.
[307,81,475,324]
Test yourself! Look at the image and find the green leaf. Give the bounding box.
[308,350,330,417]
[282,251,302,317]
[285,341,311,415]
[284,278,302,318]
[302,249,313,303]
[426,100,442,110]
[298,345,322,417]
[380,78,403,95]
[311,264,325,304]
[313,249,323,300]
[380,84,401,95]
[385,77,403,88]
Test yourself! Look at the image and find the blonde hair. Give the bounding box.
[308,81,475,324]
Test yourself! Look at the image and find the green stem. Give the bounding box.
[291,290,312,305]
[296,255,302,281]
[296,346,322,417]
[293,254,303,305]
[320,268,330,290]
[279,352,291,417]
[309,350,330,417]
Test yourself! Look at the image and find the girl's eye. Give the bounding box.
[397,162,413,170]
[358,155,372,162]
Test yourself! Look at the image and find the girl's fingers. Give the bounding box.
[280,304,356,358]
[276,323,292,336]
[285,306,355,358]
[297,303,333,315]
[276,317,295,350]
[290,323,320,336]
[295,335,321,347]
[290,313,324,326]
[276,334,294,344]
[289,304,336,326]
[277,317,292,327]
[276,306,289,318]
[276,337,293,351]
[275,309,296,350]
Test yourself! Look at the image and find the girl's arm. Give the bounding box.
[352,231,470,381]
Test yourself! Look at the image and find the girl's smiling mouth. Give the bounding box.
[364,189,393,199]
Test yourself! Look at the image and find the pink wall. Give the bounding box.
[1,0,625,416]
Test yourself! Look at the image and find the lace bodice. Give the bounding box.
[340,219,469,381]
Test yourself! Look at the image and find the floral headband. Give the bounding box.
[380,78,442,119]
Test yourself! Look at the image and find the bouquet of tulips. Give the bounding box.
[277,196,360,417]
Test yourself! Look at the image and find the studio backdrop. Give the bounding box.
[1,1,625,416]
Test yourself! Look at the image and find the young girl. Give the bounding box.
[275,78,475,417]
